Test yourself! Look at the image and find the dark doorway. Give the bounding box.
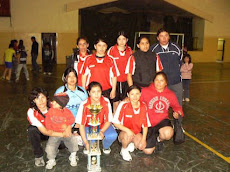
[41,33,57,63]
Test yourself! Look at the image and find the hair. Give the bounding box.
[94,37,107,45]
[77,36,89,45]
[127,85,142,94]
[31,36,36,40]
[117,31,128,39]
[153,71,168,85]
[44,42,51,48]
[157,28,169,37]
[137,35,150,44]
[183,54,192,63]
[9,43,14,48]
[62,67,78,83]
[87,81,102,92]
[28,87,50,112]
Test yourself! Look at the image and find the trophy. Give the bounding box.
[86,104,103,172]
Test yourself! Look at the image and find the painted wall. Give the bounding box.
[0,0,79,64]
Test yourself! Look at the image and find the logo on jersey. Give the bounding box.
[148,96,170,113]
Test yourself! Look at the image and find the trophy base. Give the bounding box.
[87,164,101,172]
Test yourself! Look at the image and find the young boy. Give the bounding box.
[45,92,78,169]
[16,46,29,82]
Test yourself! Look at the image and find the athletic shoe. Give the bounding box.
[46,159,56,169]
[103,148,111,154]
[127,142,135,152]
[48,72,52,75]
[83,148,89,155]
[43,72,47,75]
[35,156,45,167]
[69,152,78,166]
[185,98,190,102]
[155,140,164,152]
[120,148,132,161]
[26,78,30,81]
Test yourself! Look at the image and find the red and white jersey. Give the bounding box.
[75,96,113,128]
[125,54,163,75]
[76,52,90,87]
[113,101,151,134]
[141,83,184,127]
[27,108,48,127]
[107,44,132,82]
[80,53,120,91]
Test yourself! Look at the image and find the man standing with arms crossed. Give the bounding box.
[151,28,183,105]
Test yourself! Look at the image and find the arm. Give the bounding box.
[99,121,111,139]
[79,124,89,150]
[127,73,133,86]
[81,74,87,89]
[110,76,117,99]
[170,92,184,118]
[37,125,63,137]
[139,127,148,150]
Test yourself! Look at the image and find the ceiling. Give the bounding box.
[83,0,196,18]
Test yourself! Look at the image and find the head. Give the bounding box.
[94,38,107,56]
[52,92,69,109]
[62,67,78,87]
[9,43,14,49]
[153,72,168,92]
[87,82,102,103]
[77,37,89,53]
[44,42,51,49]
[183,54,191,64]
[117,31,128,47]
[157,28,170,46]
[127,85,142,104]
[137,35,150,52]
[31,36,36,42]
[28,87,50,111]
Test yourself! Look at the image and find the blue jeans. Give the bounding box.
[85,124,117,149]
[182,79,191,99]
[168,82,183,106]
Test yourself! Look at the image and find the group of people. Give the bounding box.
[27,28,192,169]
[1,36,54,82]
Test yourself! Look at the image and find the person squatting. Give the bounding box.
[27,29,184,169]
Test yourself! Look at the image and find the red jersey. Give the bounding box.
[76,52,89,87]
[27,108,48,127]
[125,54,163,75]
[107,44,132,82]
[45,107,75,132]
[140,83,184,127]
[81,53,120,91]
[75,96,113,129]
[113,101,150,134]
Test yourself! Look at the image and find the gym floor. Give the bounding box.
[0,63,229,172]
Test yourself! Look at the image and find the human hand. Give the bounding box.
[110,90,116,99]
[126,129,135,139]
[173,112,180,119]
[139,139,147,150]
[99,131,104,139]
[85,142,90,150]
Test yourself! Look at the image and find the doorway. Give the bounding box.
[41,33,57,63]
[216,38,225,62]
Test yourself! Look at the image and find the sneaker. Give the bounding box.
[127,142,135,152]
[103,147,111,154]
[46,159,56,169]
[75,135,83,146]
[155,140,164,152]
[48,72,52,75]
[185,98,190,102]
[182,98,185,102]
[27,78,30,81]
[83,148,89,155]
[43,72,47,75]
[69,152,78,167]
[35,156,45,167]
[120,148,132,161]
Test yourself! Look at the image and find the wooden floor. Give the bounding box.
[0,63,229,172]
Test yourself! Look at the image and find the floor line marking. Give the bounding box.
[184,131,230,164]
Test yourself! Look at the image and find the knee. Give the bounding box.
[143,148,155,155]
[27,125,39,135]
[160,128,174,140]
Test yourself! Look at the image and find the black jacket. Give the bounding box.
[31,41,39,55]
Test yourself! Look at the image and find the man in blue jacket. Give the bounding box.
[151,28,183,105]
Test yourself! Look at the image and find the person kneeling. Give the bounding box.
[113,85,150,161]
[45,93,78,169]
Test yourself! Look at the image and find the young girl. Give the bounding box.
[126,35,163,87]
[113,85,149,161]
[107,31,133,112]
[75,81,118,154]
[140,72,184,154]
[74,37,91,87]
[180,54,193,102]
[81,38,119,100]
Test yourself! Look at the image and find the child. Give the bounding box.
[42,42,54,75]
[16,46,29,82]
[2,44,16,81]
[45,92,78,169]
[180,54,193,102]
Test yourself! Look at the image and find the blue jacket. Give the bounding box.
[55,85,88,118]
[151,42,182,85]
